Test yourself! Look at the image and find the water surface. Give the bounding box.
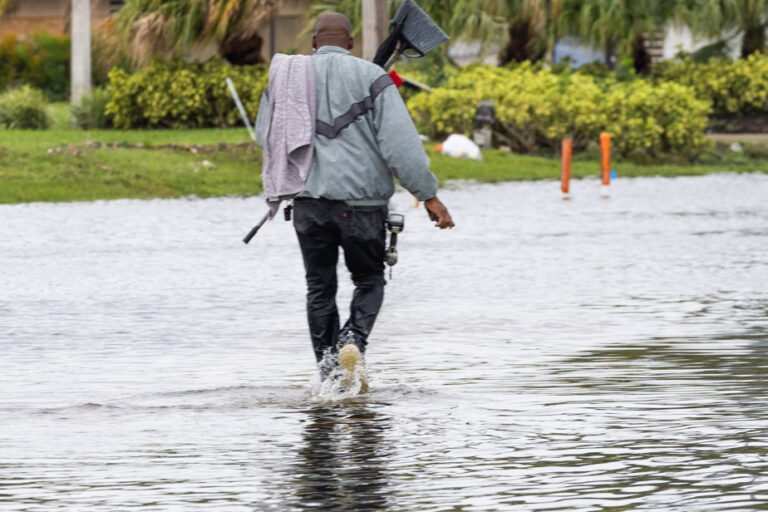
[1,174,767,510]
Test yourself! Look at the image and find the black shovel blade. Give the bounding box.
[393,0,450,57]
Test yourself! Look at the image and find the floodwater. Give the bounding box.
[1,174,767,511]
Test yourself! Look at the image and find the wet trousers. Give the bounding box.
[293,198,387,362]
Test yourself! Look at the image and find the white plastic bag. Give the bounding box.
[440,134,482,160]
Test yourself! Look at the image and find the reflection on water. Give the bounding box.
[1,174,767,510]
[293,403,390,511]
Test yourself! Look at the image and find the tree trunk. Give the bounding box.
[70,0,91,107]
[741,25,766,58]
[604,40,617,70]
[362,0,388,62]
[498,18,545,65]
[632,34,652,75]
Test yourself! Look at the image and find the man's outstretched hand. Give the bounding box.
[424,196,454,229]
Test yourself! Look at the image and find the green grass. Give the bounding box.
[2,118,768,204]
[0,126,260,203]
[430,148,768,181]
[47,102,72,130]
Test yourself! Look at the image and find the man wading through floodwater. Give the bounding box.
[256,12,454,387]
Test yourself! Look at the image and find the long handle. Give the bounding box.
[226,77,256,141]
[383,50,401,71]
[243,212,270,244]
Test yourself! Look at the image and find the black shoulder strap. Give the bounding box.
[315,74,394,139]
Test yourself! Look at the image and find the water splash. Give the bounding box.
[310,352,369,400]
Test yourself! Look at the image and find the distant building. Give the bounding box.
[553,37,603,67]
[553,26,742,68]
[0,0,122,36]
[262,0,313,58]
[659,25,740,60]
[448,42,500,67]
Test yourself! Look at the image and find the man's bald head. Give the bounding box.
[313,12,354,51]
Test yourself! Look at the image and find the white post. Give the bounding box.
[70,0,91,107]
[362,0,388,62]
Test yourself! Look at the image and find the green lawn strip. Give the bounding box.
[2,128,768,204]
[0,127,253,152]
[0,137,261,203]
[429,148,768,182]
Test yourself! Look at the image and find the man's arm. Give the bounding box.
[373,85,454,228]
[373,85,436,200]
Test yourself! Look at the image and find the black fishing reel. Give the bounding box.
[385,213,405,270]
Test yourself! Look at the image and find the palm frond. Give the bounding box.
[116,0,281,66]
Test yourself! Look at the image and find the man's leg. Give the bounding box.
[293,199,341,363]
[338,205,387,353]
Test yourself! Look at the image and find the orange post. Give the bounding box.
[561,139,572,197]
[600,132,611,186]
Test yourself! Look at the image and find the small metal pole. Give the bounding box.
[561,139,572,199]
[600,133,611,197]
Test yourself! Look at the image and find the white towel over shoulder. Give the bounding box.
[260,54,316,201]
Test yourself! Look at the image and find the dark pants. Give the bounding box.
[293,198,387,363]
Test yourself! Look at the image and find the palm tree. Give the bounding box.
[305,0,509,59]
[556,0,677,69]
[0,0,15,16]
[684,0,768,57]
[115,0,280,66]
[499,0,566,64]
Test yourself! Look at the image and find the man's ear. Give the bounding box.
[347,37,354,51]
[312,34,317,50]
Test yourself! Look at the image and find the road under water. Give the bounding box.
[1,174,767,511]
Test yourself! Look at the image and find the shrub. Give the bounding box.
[0,86,50,129]
[407,64,711,157]
[92,20,133,88]
[72,87,113,129]
[409,64,607,152]
[0,34,70,101]
[106,59,267,129]
[652,54,768,117]
[393,51,454,88]
[605,81,711,158]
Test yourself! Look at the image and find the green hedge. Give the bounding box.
[106,59,267,129]
[0,34,70,101]
[407,63,711,157]
[652,53,768,117]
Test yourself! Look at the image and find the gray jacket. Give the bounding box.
[256,45,438,206]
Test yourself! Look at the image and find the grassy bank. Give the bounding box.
[0,128,261,203]
[2,122,768,204]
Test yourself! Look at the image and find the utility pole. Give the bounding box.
[70,0,91,107]
[362,0,388,61]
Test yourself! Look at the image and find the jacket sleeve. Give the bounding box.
[254,90,270,148]
[373,84,439,201]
